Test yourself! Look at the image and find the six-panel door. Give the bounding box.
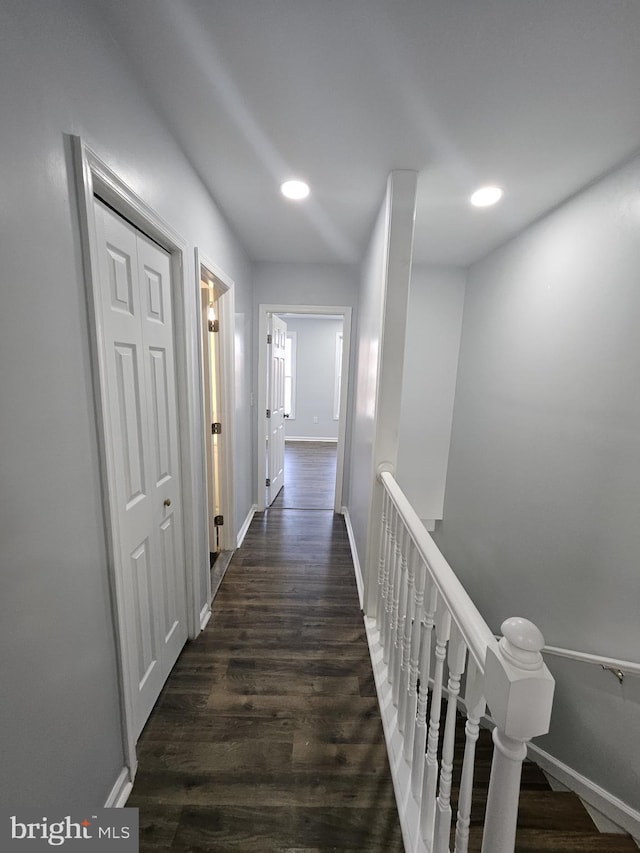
[94,199,188,738]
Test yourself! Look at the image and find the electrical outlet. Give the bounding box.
[313,416,319,423]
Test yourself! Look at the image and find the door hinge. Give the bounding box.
[267,333,272,344]
[265,478,271,487]
[266,409,271,418]
[208,319,219,333]
[214,514,224,526]
[212,422,222,434]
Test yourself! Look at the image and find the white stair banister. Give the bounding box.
[367,470,556,853]
[481,617,555,853]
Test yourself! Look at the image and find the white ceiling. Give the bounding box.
[96,0,640,267]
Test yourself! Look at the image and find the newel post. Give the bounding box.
[481,618,555,853]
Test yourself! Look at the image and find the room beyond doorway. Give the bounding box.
[257,304,352,514]
[271,441,337,510]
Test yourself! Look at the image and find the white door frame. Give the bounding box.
[72,136,208,781]
[195,250,237,565]
[257,304,352,513]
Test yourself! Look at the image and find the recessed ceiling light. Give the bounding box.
[281,179,310,200]
[470,186,503,207]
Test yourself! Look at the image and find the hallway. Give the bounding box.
[127,442,403,850]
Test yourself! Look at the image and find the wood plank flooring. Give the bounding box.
[271,441,337,509]
[444,716,638,852]
[127,449,403,851]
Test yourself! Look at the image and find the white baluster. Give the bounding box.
[434,623,468,853]
[403,547,425,759]
[454,656,486,853]
[390,525,408,701]
[420,603,451,847]
[481,618,555,853]
[398,536,416,733]
[376,488,390,630]
[411,580,437,800]
[381,499,396,656]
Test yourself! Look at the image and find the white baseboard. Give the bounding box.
[527,742,640,842]
[105,767,133,808]
[200,603,212,631]
[343,507,363,610]
[285,436,338,442]
[237,504,257,548]
[363,615,426,853]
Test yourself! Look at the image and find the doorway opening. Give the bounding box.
[257,304,352,514]
[197,252,236,603]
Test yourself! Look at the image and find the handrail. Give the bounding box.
[372,468,555,853]
[542,644,640,680]
[379,469,496,670]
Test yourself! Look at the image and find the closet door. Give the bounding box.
[94,199,187,738]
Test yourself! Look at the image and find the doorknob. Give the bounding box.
[163,498,172,507]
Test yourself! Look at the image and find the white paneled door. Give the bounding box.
[266,313,287,505]
[94,199,187,739]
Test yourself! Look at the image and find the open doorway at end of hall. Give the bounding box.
[199,255,236,602]
[258,305,352,513]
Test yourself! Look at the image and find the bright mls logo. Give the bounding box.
[4,809,138,851]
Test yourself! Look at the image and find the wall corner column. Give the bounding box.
[363,169,418,616]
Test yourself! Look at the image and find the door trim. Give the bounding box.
[257,304,352,513]
[72,136,207,779]
[195,250,237,563]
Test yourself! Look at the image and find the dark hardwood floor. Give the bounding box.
[271,441,337,509]
[127,442,403,851]
[448,717,638,852]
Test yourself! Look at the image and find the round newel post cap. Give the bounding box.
[499,617,545,671]
[376,462,395,481]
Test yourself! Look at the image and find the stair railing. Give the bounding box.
[368,467,555,853]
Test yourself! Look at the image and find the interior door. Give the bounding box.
[94,198,188,738]
[266,313,287,505]
[201,284,222,555]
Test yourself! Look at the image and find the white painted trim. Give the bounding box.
[343,507,364,610]
[527,742,640,842]
[195,250,237,554]
[286,436,339,443]
[104,768,133,809]
[72,135,206,780]
[237,504,257,548]
[200,603,212,631]
[364,615,426,853]
[257,304,352,514]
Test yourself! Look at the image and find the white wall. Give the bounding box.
[0,0,253,811]
[253,262,359,308]
[347,198,389,569]
[434,153,640,810]
[396,266,466,522]
[283,317,343,440]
